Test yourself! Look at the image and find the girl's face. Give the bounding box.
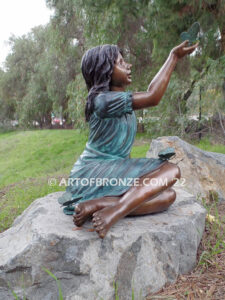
[111,53,132,90]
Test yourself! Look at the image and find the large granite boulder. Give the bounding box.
[0,190,206,300]
[147,136,225,201]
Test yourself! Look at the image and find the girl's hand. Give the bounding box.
[171,40,199,59]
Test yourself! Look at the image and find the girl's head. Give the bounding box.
[81,44,121,121]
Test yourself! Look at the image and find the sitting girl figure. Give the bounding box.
[58,41,198,239]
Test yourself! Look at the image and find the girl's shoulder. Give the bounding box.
[95,90,132,101]
[96,90,124,96]
[93,91,133,119]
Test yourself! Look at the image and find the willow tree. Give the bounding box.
[45,0,224,136]
[2,26,53,127]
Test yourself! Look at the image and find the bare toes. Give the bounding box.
[93,216,100,221]
[99,231,105,239]
[74,215,83,221]
[73,218,79,225]
[92,217,101,224]
[93,221,102,228]
[92,221,98,227]
[93,212,99,218]
[75,204,81,214]
[74,221,81,226]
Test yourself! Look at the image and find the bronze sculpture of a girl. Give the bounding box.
[58,40,198,238]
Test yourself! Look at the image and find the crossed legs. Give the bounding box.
[74,187,176,226]
[73,161,180,238]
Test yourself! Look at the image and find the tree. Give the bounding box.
[0,68,16,123]
[1,0,224,137]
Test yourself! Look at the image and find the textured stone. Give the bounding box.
[0,189,206,300]
[147,136,225,201]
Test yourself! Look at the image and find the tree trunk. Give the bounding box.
[44,112,52,128]
[221,26,225,54]
[198,86,202,141]
[217,111,225,138]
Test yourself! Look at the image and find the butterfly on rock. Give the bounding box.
[158,147,176,161]
[180,22,200,46]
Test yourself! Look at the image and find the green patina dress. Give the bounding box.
[58,91,170,215]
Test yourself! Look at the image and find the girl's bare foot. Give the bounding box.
[73,203,93,227]
[92,204,123,238]
[92,163,180,238]
[73,197,119,227]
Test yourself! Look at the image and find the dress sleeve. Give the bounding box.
[93,91,133,118]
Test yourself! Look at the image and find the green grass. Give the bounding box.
[193,137,225,154]
[43,268,64,300]
[0,129,87,231]
[0,129,88,188]
[0,130,224,232]
[198,195,225,271]
[131,143,150,157]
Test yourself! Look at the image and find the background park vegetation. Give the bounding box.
[0,0,224,141]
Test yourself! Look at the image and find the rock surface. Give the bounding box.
[0,189,206,300]
[147,136,225,201]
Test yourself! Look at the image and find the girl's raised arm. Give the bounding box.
[132,41,198,110]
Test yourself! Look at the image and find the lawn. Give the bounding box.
[193,137,225,154]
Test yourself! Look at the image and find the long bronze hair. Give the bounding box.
[81,44,121,121]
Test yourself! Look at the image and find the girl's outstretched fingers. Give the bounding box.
[185,42,199,54]
[171,40,199,59]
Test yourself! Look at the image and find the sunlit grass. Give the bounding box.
[193,137,225,154]
[0,129,88,188]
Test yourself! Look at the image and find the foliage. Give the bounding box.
[0,0,224,135]
[43,0,225,135]
[8,268,63,300]
[66,74,88,129]
[198,196,225,270]
[42,268,64,300]
[193,136,225,154]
